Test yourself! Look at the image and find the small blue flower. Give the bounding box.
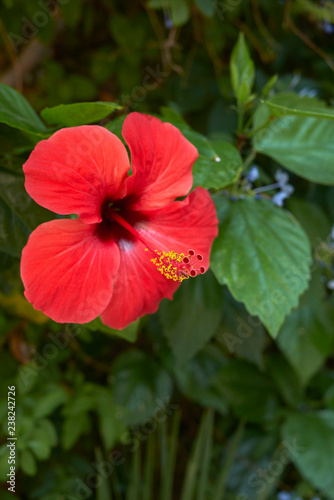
[330,224,334,241]
[275,169,289,187]
[307,89,318,98]
[164,10,173,29]
[323,21,334,34]
[298,88,318,98]
[272,191,289,207]
[327,280,334,290]
[247,165,259,182]
[277,491,291,500]
[282,184,294,195]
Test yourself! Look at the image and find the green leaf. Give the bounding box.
[28,435,51,460]
[0,445,11,481]
[59,0,82,28]
[214,359,277,422]
[0,83,47,136]
[266,91,326,107]
[62,386,96,416]
[62,413,91,450]
[32,385,69,419]
[111,349,173,426]
[170,0,190,26]
[281,410,334,499]
[254,104,334,185]
[95,387,127,450]
[216,290,267,368]
[20,449,37,476]
[27,419,57,460]
[192,140,242,190]
[160,271,223,364]
[230,33,255,106]
[0,124,35,154]
[262,93,334,120]
[104,115,126,142]
[261,75,278,98]
[194,0,215,16]
[173,345,228,414]
[286,198,331,247]
[40,101,121,127]
[0,171,54,257]
[38,419,58,447]
[266,354,303,408]
[86,316,139,343]
[277,272,334,386]
[211,197,312,336]
[109,13,148,50]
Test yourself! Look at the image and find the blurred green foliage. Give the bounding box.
[1,0,334,499]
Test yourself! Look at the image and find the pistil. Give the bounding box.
[150,248,205,282]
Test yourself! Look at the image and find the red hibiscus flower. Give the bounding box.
[20,113,218,329]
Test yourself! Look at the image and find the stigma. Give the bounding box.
[149,249,205,282]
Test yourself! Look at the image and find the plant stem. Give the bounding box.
[243,150,257,170]
[213,419,246,500]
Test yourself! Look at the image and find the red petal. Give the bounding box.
[122,113,198,210]
[21,219,120,323]
[23,126,130,224]
[138,187,218,270]
[100,187,218,329]
[100,239,180,330]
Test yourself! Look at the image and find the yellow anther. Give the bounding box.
[150,250,189,283]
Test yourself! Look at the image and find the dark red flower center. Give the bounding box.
[98,199,205,282]
[97,199,143,244]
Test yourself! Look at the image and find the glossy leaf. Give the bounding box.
[40,101,121,126]
[192,140,242,190]
[254,104,334,185]
[211,197,312,336]
[230,33,255,106]
[262,92,334,120]
[0,83,47,136]
[86,316,139,343]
